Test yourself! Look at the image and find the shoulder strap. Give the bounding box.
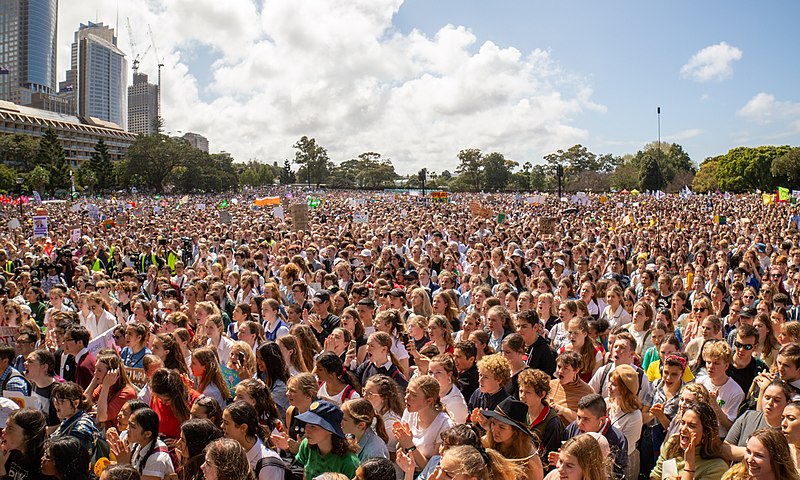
[255,456,288,477]
[342,384,355,400]
[598,363,614,392]
[138,444,170,474]
[1,370,28,393]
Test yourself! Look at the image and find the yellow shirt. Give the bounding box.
[646,360,694,383]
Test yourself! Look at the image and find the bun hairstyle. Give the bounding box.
[342,398,388,443]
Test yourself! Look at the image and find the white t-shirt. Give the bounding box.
[610,408,643,455]
[697,375,744,437]
[400,410,454,460]
[131,440,175,479]
[391,336,410,360]
[317,382,361,407]
[440,384,468,424]
[208,335,235,365]
[246,437,284,480]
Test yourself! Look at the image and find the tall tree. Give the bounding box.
[639,156,665,191]
[716,145,792,192]
[771,147,800,186]
[0,134,39,171]
[692,157,720,192]
[482,152,514,191]
[293,136,330,187]
[36,128,69,192]
[120,133,184,192]
[456,148,483,191]
[89,138,114,193]
[279,159,296,185]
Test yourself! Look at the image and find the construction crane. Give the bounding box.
[125,18,151,75]
[126,17,139,74]
[148,25,165,121]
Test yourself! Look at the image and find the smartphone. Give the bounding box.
[348,340,357,351]
[238,352,246,365]
[401,332,410,346]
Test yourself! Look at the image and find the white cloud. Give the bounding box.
[664,128,702,141]
[59,0,603,173]
[737,92,800,124]
[680,42,742,82]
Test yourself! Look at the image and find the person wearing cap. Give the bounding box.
[294,400,359,479]
[481,397,544,479]
[608,364,643,479]
[308,290,341,344]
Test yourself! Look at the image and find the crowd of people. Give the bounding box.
[1,188,800,480]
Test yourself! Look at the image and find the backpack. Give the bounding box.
[341,384,358,401]
[255,456,304,480]
[1,369,30,394]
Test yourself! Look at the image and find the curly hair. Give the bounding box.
[666,401,722,460]
[477,353,512,386]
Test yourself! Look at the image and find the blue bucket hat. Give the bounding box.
[295,400,346,438]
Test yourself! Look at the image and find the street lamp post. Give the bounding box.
[15,177,23,219]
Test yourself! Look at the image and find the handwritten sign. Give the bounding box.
[3,391,40,410]
[125,368,148,389]
[469,202,493,218]
[0,326,19,347]
[290,204,309,232]
[539,217,557,236]
[431,191,449,203]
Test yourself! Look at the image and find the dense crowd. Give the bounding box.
[1,188,800,480]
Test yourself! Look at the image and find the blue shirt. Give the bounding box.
[121,346,152,369]
[0,365,30,396]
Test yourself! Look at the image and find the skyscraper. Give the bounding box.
[0,0,59,105]
[64,22,127,129]
[128,72,159,134]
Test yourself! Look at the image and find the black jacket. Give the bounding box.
[526,335,556,376]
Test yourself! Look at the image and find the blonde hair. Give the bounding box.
[477,353,512,386]
[410,287,433,317]
[559,434,610,480]
[409,375,444,413]
[442,445,523,480]
[342,398,388,443]
[702,340,732,364]
[286,372,319,399]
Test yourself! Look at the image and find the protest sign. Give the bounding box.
[291,204,309,231]
[0,326,19,347]
[33,216,48,237]
[273,206,285,221]
[539,217,557,236]
[219,211,232,224]
[255,197,281,207]
[353,212,369,224]
[125,368,148,389]
[3,391,41,410]
[431,191,449,203]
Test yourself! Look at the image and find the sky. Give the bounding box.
[60,1,800,175]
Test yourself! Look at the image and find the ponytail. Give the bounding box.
[343,398,389,443]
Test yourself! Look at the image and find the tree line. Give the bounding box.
[0,126,797,195]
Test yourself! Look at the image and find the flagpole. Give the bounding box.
[657,106,661,165]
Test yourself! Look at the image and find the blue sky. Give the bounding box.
[61,1,800,173]
[392,1,800,162]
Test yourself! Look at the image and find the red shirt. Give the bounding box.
[92,384,137,429]
[150,388,201,439]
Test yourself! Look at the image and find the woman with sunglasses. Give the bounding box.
[85,292,117,340]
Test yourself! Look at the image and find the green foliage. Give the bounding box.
[609,160,639,191]
[36,128,69,192]
[528,164,552,191]
[239,160,278,187]
[632,142,694,188]
[279,159,296,185]
[692,157,720,192]
[771,148,800,187]
[639,156,665,191]
[119,133,184,192]
[715,145,792,192]
[456,148,483,191]
[170,150,239,193]
[88,139,114,192]
[26,166,49,194]
[329,152,398,188]
[0,163,17,192]
[482,152,516,191]
[293,136,331,187]
[0,134,39,171]
[75,161,97,191]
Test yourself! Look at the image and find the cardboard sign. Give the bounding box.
[469,202,493,218]
[290,204,309,232]
[539,217,557,236]
[125,368,148,389]
[219,211,232,225]
[0,326,19,347]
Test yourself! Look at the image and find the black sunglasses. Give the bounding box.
[734,341,754,351]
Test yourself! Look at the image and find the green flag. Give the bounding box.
[219,199,229,209]
[497,213,506,224]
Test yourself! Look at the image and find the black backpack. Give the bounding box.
[255,456,304,480]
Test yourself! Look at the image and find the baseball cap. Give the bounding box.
[295,400,346,438]
[313,290,331,303]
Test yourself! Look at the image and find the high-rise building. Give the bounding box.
[183,132,209,153]
[0,0,59,105]
[63,22,127,129]
[128,72,158,134]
